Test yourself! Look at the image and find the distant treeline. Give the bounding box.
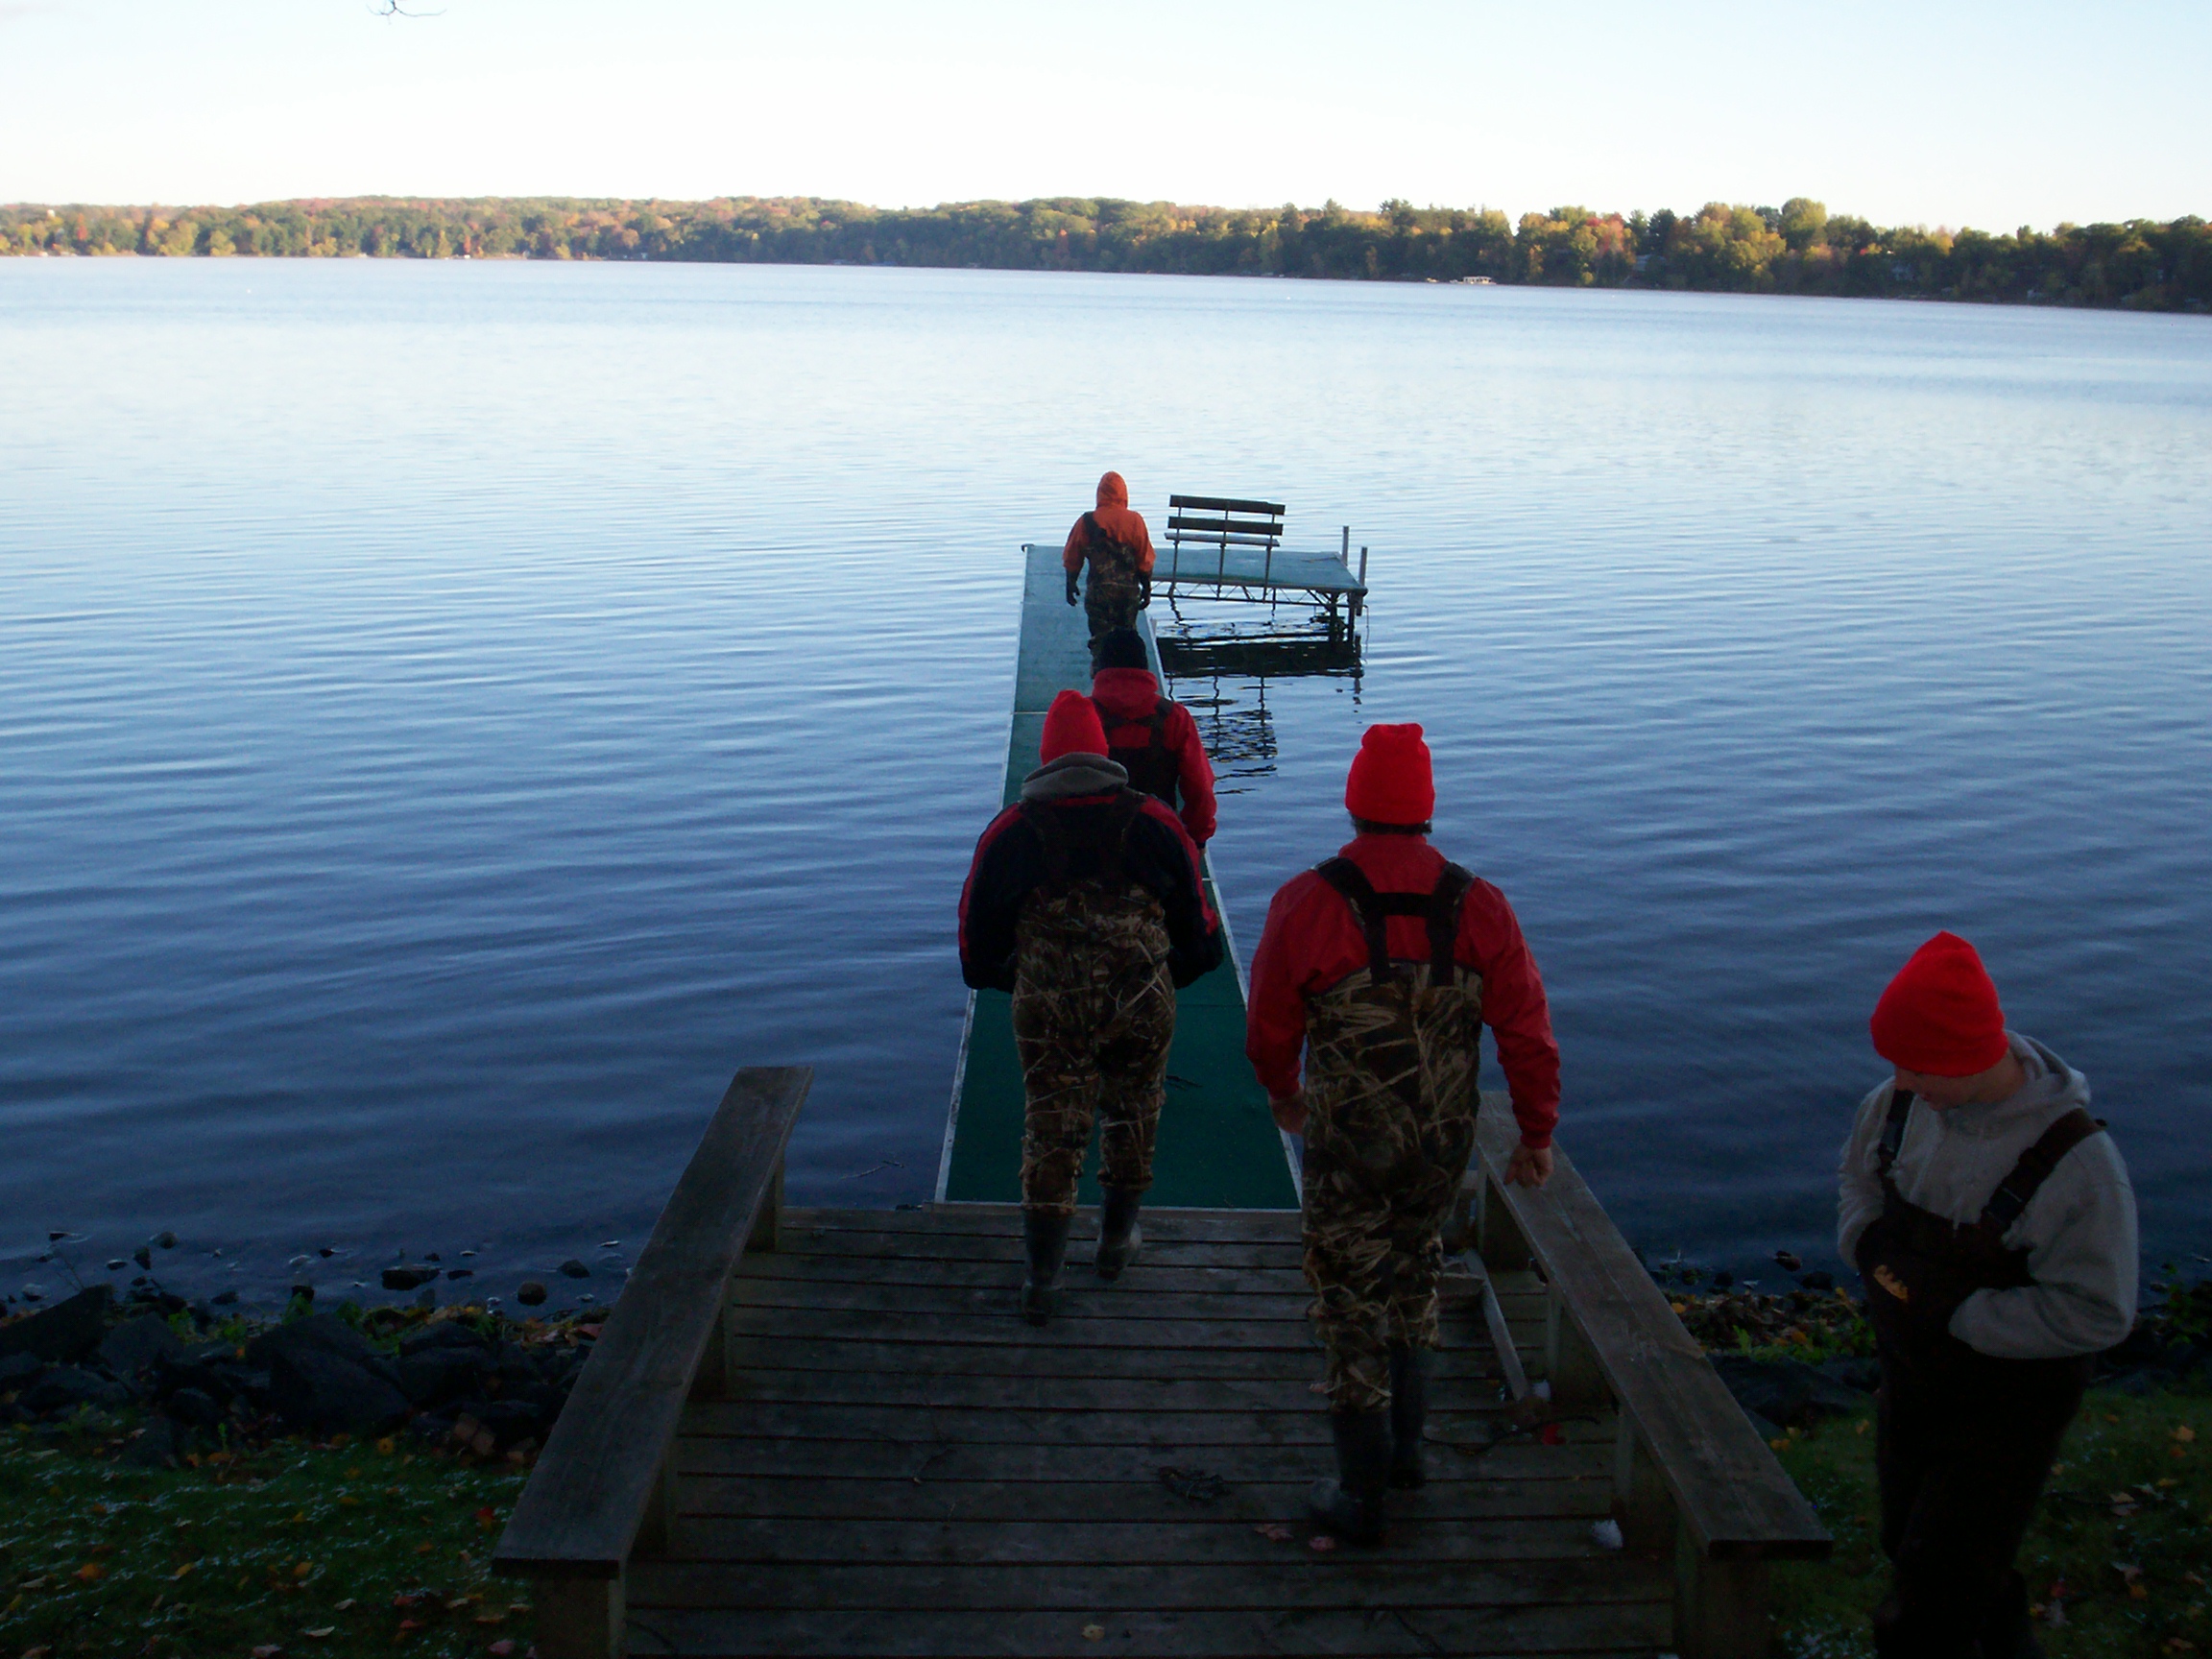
[4,196,2207,312]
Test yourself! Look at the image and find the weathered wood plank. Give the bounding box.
[613,1601,1670,1658]
[727,1307,1324,1350]
[677,1475,1621,1525]
[679,1399,1611,1451]
[626,1556,1667,1612]
[493,1067,810,1579]
[733,1253,1315,1294]
[792,1205,1299,1242]
[675,1435,1615,1485]
[709,1368,1516,1415]
[716,1336,1500,1382]
[1475,1093,1831,1562]
[662,1514,1617,1566]
[774,1232,1305,1268]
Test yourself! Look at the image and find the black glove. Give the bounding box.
[1066,571,1080,607]
[1140,575,1153,609]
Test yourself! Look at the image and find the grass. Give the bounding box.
[0,1418,535,1659]
[1768,1386,2212,1659]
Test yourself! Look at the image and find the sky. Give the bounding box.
[2,0,2207,228]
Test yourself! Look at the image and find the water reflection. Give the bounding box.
[1157,601,1364,787]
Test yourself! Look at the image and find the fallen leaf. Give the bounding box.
[172,1561,198,1579]
[73,1562,106,1582]
[397,1618,423,1632]
[334,1598,357,1610]
[414,1541,436,1554]
[2176,1426,2197,1444]
[474,1610,508,1625]
[1538,1423,1564,1447]
[1309,1533,1337,1552]
[1252,1524,1293,1542]
[294,1561,314,1579]
[488,1644,517,1657]
[1082,1626,1105,1642]
[2131,1582,2151,1600]
[375,1437,397,1455]
[303,1631,336,1642]
[252,1647,285,1658]
[474,1505,499,1529]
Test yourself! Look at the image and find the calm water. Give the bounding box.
[5,259,2209,1310]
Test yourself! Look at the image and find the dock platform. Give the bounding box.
[936,542,1296,1211]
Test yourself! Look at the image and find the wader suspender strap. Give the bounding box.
[1097,788,1145,884]
[1313,858,1476,984]
[1981,1107,2104,1229]
[1876,1089,1917,1177]
[1873,1086,2104,1231]
[1021,802,1071,889]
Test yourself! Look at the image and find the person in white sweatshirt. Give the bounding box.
[1838,930,2137,1659]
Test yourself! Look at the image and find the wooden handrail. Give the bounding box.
[493,1066,810,1659]
[1467,1093,1829,1659]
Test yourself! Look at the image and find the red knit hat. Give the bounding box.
[1039,688,1109,763]
[1870,931,2008,1076]
[1344,724,1435,826]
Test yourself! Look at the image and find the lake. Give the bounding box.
[4,257,2208,1310]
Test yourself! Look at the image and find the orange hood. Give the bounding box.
[1096,471,1130,512]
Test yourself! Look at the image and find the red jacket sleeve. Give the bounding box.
[1458,882,1561,1148]
[1062,517,1088,574]
[1244,873,1323,1102]
[1166,704,1216,844]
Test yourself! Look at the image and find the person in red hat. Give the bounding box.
[1839,930,2136,1659]
[960,689,1222,1324]
[1088,626,1216,846]
[1245,722,1561,1543]
[1063,470,1155,643]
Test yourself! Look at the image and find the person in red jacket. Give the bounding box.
[960,691,1223,1324]
[1063,470,1155,643]
[1089,627,1217,846]
[1246,723,1561,1543]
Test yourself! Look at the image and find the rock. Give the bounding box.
[398,1322,490,1359]
[288,1286,315,1306]
[1711,1270,1735,1289]
[446,1268,473,1280]
[1799,1270,1836,1292]
[559,1261,590,1279]
[22,1365,133,1414]
[153,1231,178,1249]
[381,1266,437,1291]
[0,1285,112,1363]
[414,1286,437,1310]
[124,1416,180,1468]
[425,1253,442,1263]
[318,1246,336,1258]
[471,1398,544,1450]
[516,1282,547,1307]
[0,1352,45,1387]
[245,1313,404,1392]
[1816,1357,1881,1394]
[99,1313,186,1379]
[107,1259,127,1271]
[268,1347,409,1435]
[1773,1250,1802,1273]
[133,1246,153,1270]
[165,1386,223,1429]
[392,1350,484,1407]
[127,1288,188,1316]
[1711,1356,1866,1430]
[211,1289,239,1306]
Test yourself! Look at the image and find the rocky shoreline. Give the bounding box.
[1,1283,596,1468]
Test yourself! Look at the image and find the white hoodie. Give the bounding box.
[1837,1033,2138,1360]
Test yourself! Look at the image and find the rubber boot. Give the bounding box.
[1387,1344,1431,1489]
[1021,1209,1071,1327]
[1094,1186,1143,1280]
[1308,1408,1392,1544]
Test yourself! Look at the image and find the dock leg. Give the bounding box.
[1674,1532,1770,1659]
[535,1571,626,1659]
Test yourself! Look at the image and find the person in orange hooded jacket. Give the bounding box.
[1064,470,1155,643]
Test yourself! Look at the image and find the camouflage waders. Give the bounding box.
[1300,859,1483,1413]
[1079,517,1146,640]
[1011,795,1177,1215]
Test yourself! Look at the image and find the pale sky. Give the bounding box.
[3,0,2206,229]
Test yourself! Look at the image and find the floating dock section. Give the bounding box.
[936,543,1298,1211]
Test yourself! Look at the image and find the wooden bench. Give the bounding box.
[1165,493,1286,579]
[493,1066,811,1659]
[1457,1093,1832,1659]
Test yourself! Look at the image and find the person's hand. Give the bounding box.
[1270,1091,1309,1136]
[1065,572,1080,607]
[1140,577,1153,609]
[1504,1141,1553,1189]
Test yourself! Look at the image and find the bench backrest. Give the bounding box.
[1166,494,1285,554]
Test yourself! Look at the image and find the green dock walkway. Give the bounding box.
[936,544,1299,1211]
